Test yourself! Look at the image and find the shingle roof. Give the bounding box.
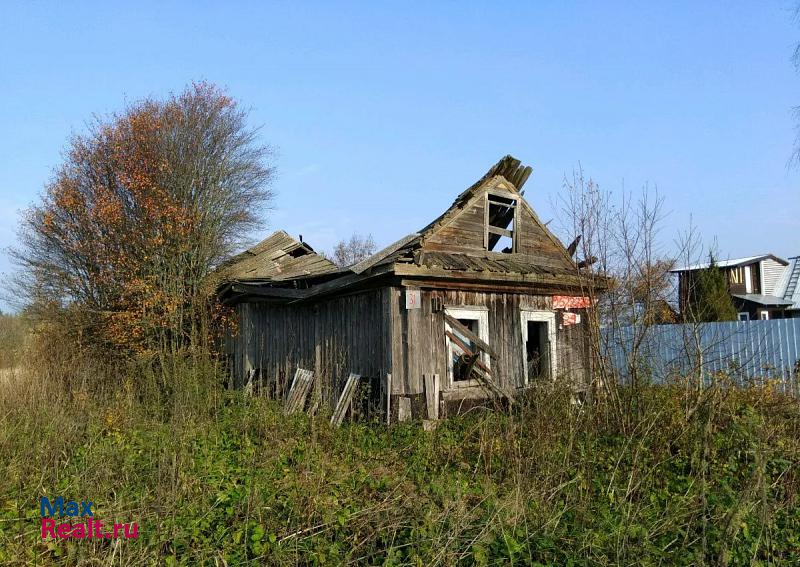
[216,230,339,282]
[217,155,593,303]
[419,251,577,278]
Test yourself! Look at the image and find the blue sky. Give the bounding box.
[1,1,798,285]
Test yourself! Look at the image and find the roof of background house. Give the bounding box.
[671,254,788,273]
[731,294,794,307]
[773,256,800,310]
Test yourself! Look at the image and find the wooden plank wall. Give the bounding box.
[227,285,593,419]
[390,288,569,397]
[422,183,571,269]
[229,288,393,409]
[555,308,591,389]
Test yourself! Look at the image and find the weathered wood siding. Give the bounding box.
[389,287,591,399]
[424,197,486,251]
[422,178,572,270]
[227,284,592,419]
[228,288,393,407]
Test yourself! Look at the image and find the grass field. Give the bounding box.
[0,358,799,565]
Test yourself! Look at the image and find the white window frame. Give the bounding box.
[444,306,490,390]
[759,311,769,321]
[737,312,750,322]
[520,310,557,385]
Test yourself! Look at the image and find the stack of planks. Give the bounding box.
[284,368,315,414]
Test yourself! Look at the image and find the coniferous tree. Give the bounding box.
[688,254,738,322]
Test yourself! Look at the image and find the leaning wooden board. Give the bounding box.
[284,368,314,414]
[330,373,361,427]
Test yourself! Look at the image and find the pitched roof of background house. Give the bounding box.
[671,254,788,273]
[215,230,339,283]
[774,256,800,310]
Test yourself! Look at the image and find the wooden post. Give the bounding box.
[386,373,392,425]
[424,373,440,420]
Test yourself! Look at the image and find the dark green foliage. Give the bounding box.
[688,254,738,322]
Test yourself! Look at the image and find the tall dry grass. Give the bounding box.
[0,318,799,565]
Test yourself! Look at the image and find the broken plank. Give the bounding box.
[330,373,361,427]
[284,368,315,415]
[444,313,498,359]
[444,330,493,375]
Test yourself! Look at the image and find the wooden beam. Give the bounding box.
[230,285,306,299]
[395,263,588,287]
[445,330,493,376]
[567,235,581,257]
[443,313,498,359]
[423,373,440,420]
[486,225,513,238]
[386,373,392,425]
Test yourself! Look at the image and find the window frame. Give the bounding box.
[520,310,557,385]
[737,312,750,322]
[484,189,520,254]
[444,306,490,390]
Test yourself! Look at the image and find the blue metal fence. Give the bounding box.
[602,319,800,392]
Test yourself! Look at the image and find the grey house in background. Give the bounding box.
[215,156,597,421]
[672,254,800,321]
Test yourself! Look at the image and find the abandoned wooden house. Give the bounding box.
[216,156,596,421]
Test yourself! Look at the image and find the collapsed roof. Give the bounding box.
[214,230,339,283]
[217,155,588,304]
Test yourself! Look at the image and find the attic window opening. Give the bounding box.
[486,194,517,253]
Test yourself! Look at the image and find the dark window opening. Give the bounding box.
[486,194,517,253]
[451,318,480,382]
[526,321,550,380]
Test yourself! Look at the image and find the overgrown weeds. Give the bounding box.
[0,346,798,565]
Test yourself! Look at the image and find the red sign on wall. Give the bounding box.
[552,295,593,310]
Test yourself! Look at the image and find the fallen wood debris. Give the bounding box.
[331,373,361,427]
[284,368,315,414]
